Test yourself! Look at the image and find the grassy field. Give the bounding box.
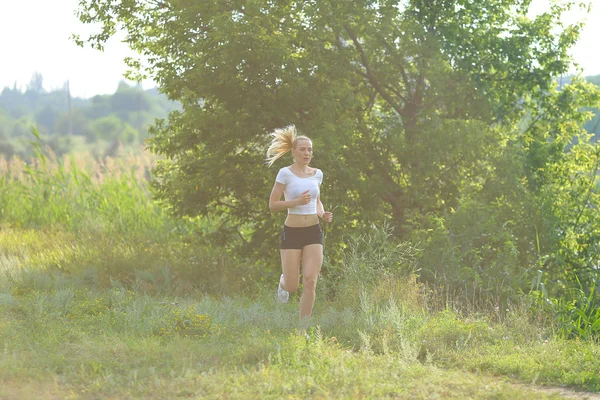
[2,149,600,399]
[2,227,600,399]
[1,281,599,398]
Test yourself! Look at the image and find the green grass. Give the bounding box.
[0,225,254,298]
[1,227,600,398]
[0,223,598,399]
[2,149,600,398]
[0,283,589,399]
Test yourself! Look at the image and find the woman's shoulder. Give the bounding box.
[313,168,323,182]
[275,167,291,183]
[277,166,291,173]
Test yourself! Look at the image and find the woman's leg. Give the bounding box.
[299,243,323,322]
[280,249,301,293]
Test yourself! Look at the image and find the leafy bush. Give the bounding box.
[321,223,419,304]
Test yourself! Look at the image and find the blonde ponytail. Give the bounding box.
[264,125,291,166]
[266,125,312,167]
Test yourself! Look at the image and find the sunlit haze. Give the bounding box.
[0,0,598,98]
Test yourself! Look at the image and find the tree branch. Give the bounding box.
[366,89,378,113]
[414,70,426,106]
[344,24,406,117]
[376,33,412,93]
[384,83,408,103]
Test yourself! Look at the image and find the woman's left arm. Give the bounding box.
[317,195,333,223]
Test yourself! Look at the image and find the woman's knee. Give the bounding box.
[302,275,318,291]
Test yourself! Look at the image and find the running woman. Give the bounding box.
[266,125,333,325]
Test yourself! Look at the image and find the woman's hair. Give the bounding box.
[265,125,311,167]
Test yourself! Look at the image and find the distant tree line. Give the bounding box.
[1,72,597,160]
[0,73,179,158]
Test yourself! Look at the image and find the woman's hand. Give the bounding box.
[321,211,333,223]
[295,190,312,206]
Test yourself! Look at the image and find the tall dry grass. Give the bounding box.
[0,139,170,237]
[0,144,155,186]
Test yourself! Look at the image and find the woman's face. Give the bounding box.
[292,139,313,165]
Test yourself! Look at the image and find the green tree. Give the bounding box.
[0,112,16,156]
[523,79,600,292]
[90,115,139,143]
[35,105,59,133]
[110,82,152,114]
[26,72,44,94]
[86,94,113,119]
[74,0,597,287]
[587,74,600,87]
[582,74,600,138]
[89,115,122,141]
[53,109,91,138]
[412,77,600,295]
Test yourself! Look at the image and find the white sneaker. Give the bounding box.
[276,274,289,303]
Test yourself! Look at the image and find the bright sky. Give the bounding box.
[0,0,599,99]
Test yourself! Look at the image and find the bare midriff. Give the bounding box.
[285,214,319,227]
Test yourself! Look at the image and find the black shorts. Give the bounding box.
[280,224,323,250]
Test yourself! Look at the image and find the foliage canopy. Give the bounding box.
[74,0,600,295]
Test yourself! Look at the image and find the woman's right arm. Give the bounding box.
[269,182,310,212]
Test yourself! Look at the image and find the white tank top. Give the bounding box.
[275,167,323,215]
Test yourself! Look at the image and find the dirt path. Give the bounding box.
[2,372,599,399]
[509,381,600,400]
